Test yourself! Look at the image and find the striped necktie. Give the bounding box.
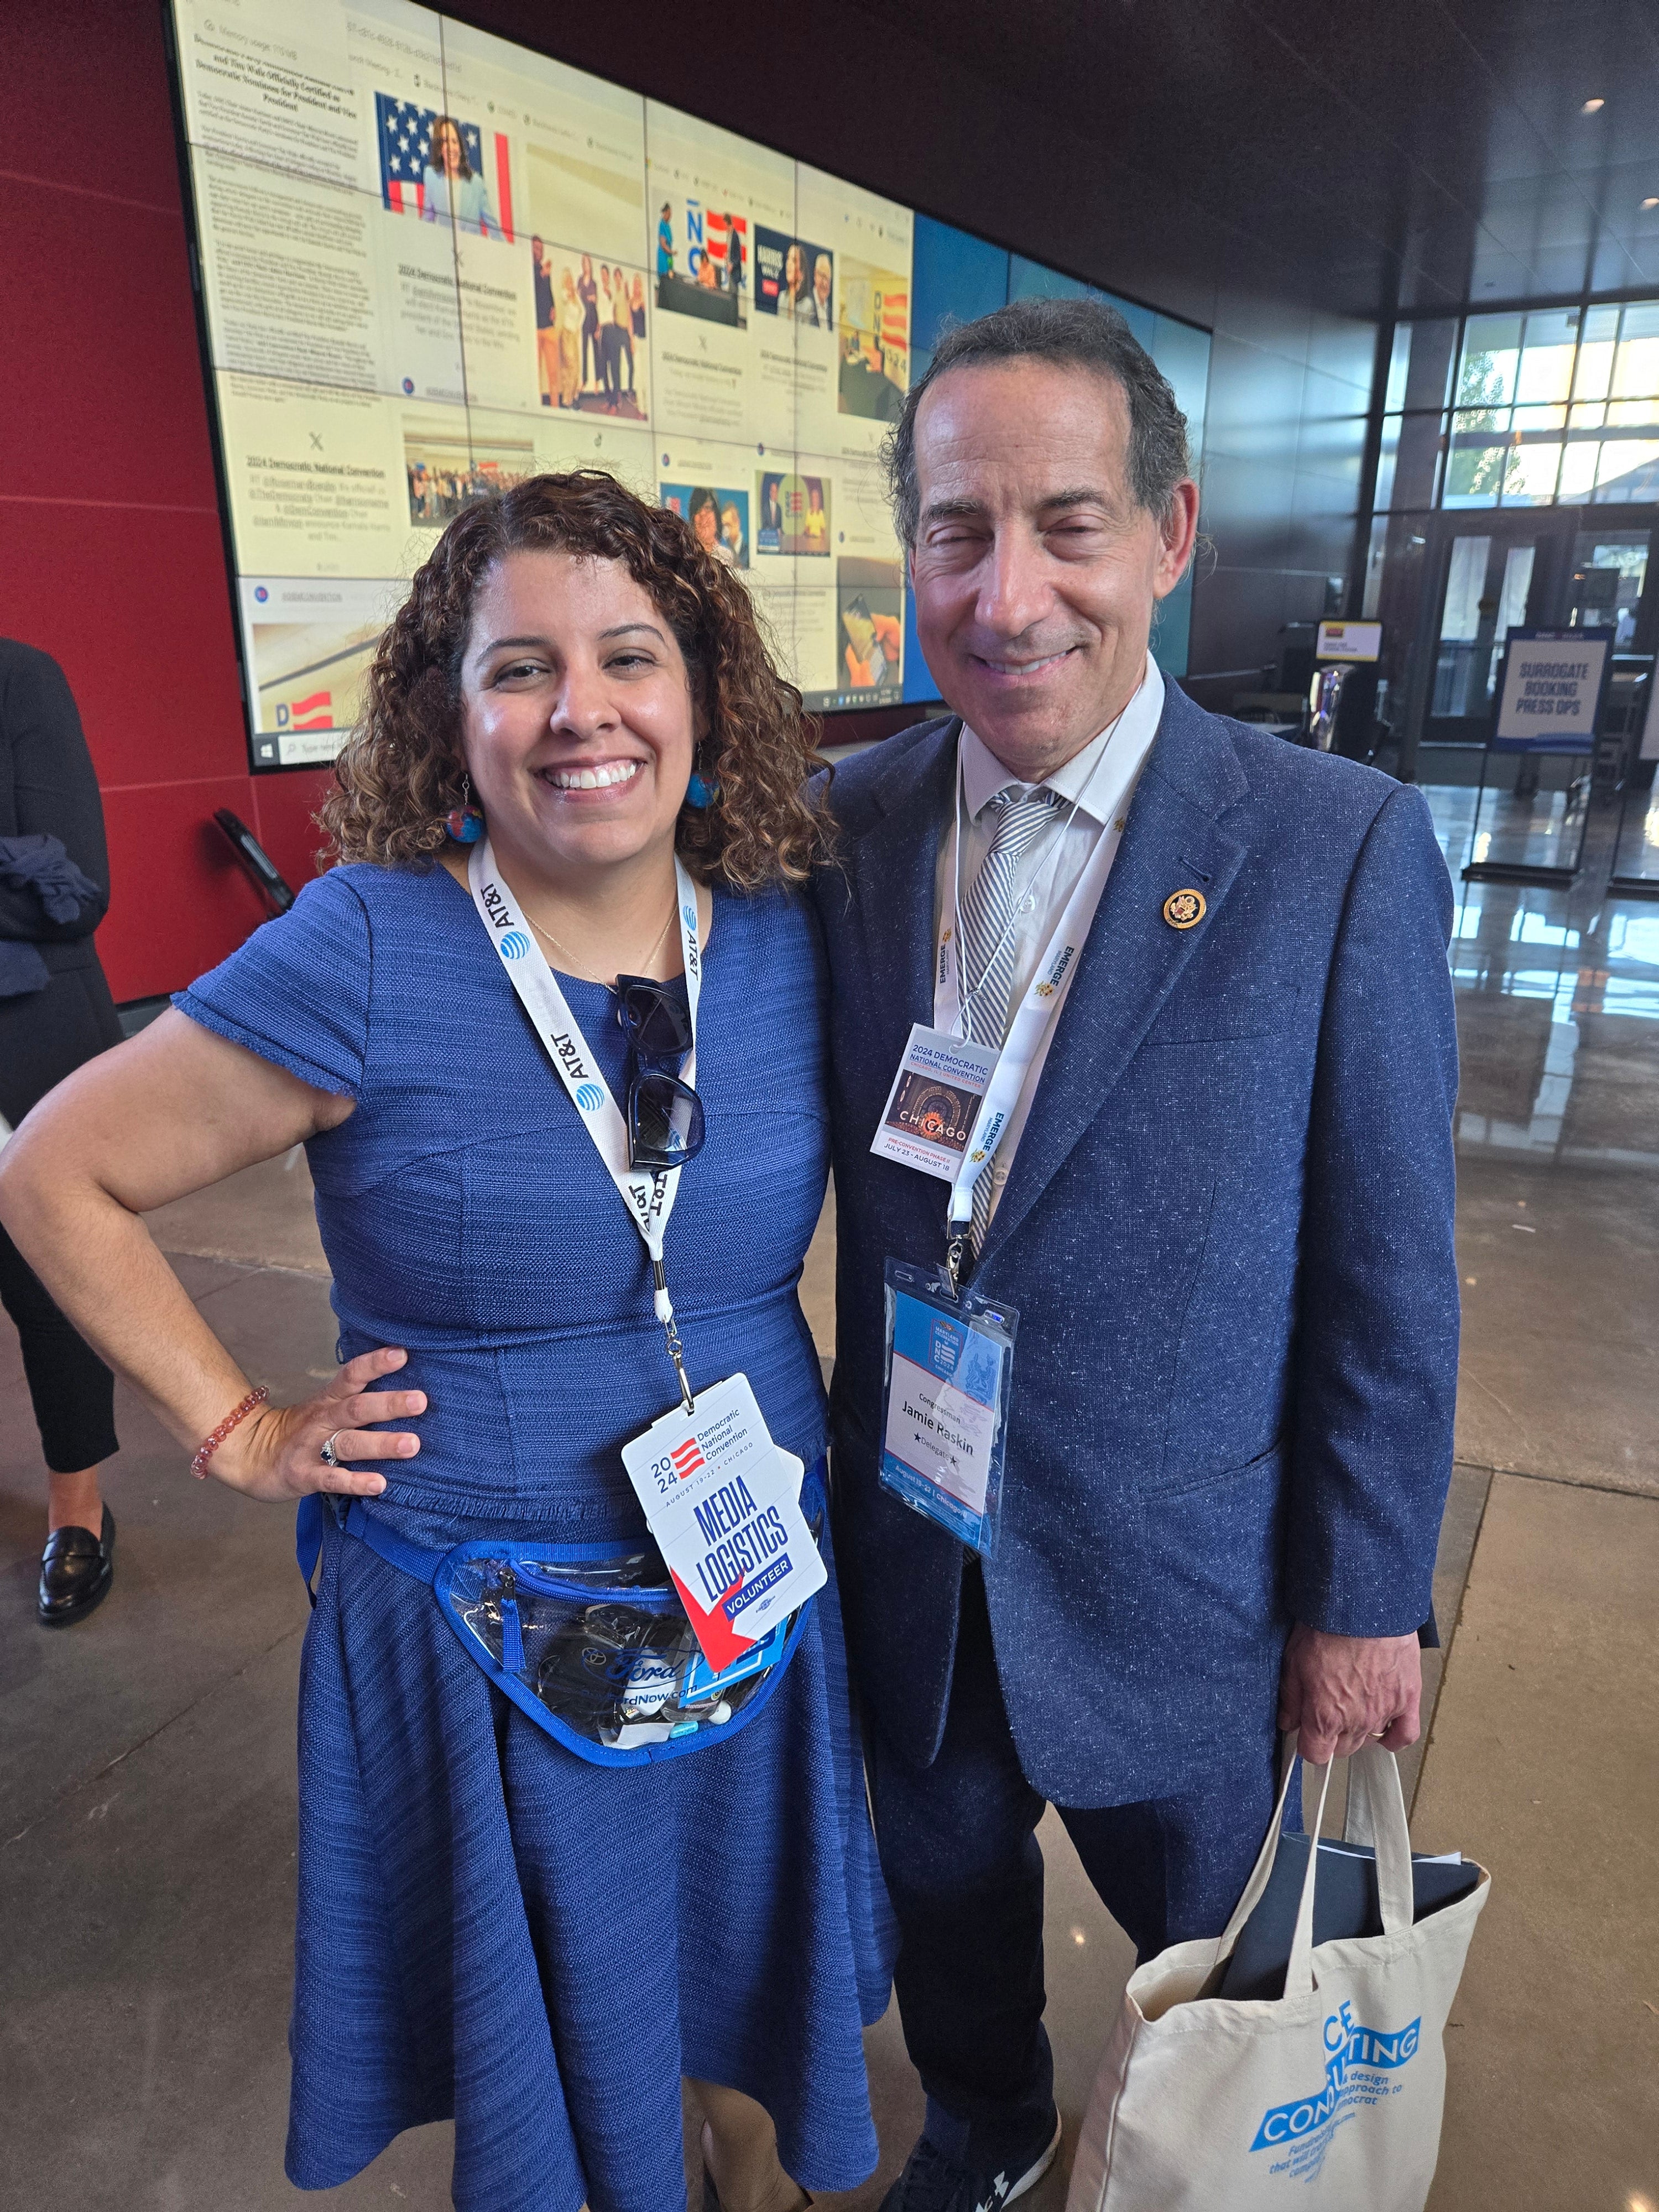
[956,785,1059,1249]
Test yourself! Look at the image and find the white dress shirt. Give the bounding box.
[933,658,1165,1226]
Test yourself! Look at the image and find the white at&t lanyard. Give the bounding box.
[469,837,703,1406]
[933,749,1124,1289]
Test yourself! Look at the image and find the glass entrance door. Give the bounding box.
[1416,509,1659,755]
[1422,519,1554,743]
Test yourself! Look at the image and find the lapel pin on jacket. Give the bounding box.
[1163,888,1207,930]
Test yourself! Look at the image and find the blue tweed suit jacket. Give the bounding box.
[812,682,1459,1808]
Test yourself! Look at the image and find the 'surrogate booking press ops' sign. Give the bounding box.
[1491,628,1612,754]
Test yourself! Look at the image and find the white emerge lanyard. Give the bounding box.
[932,738,1123,1286]
[468,836,703,1405]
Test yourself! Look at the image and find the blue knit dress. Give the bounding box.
[175,862,894,2212]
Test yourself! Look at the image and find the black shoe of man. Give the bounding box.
[879,2115,1062,2212]
[38,1505,116,1626]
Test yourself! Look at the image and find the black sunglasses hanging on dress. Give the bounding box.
[614,975,706,1172]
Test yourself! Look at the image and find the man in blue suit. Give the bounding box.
[812,297,1458,2212]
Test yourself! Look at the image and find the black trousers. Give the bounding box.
[0,1219,117,1473]
[865,1565,1275,2169]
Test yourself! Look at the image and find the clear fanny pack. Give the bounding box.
[295,1466,825,1768]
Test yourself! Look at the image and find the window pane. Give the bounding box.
[1605,398,1659,431]
[1444,407,1509,504]
[1495,544,1535,638]
[1559,435,1599,502]
[1373,414,1400,510]
[1515,311,1579,404]
[1439,536,1490,641]
[1611,332,1659,401]
[1457,314,1522,406]
[1384,327,1411,414]
[1574,335,1615,401]
[1569,531,1650,642]
[1361,514,1387,619]
[1501,439,1563,504]
[1595,440,1659,501]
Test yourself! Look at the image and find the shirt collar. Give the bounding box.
[959,658,1166,826]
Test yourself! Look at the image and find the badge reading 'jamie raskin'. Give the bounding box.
[1162,888,1207,930]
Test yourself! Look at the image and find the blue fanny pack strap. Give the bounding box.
[315,1457,828,1596]
[295,1494,326,1596]
[295,1493,446,1594]
[341,1495,444,1584]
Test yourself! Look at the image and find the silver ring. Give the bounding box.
[320,1431,342,1468]
[1371,1730,1388,1739]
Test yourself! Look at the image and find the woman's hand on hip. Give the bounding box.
[210,1347,425,1502]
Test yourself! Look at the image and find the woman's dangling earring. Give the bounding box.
[685,755,719,809]
[445,771,485,843]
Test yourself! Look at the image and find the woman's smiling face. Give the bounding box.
[459,550,696,881]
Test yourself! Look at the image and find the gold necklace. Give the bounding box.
[522,900,676,985]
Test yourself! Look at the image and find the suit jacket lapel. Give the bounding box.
[974,690,1249,1272]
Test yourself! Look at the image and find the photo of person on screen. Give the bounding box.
[808,252,834,328]
[721,501,747,567]
[657,204,747,327]
[421,116,502,240]
[758,473,784,552]
[779,241,810,319]
[802,478,828,552]
[687,489,732,566]
[609,269,634,406]
[578,255,600,390]
[533,238,556,406]
[557,268,581,408]
[840,595,902,692]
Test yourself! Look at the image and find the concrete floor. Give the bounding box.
[2,782,1656,2209]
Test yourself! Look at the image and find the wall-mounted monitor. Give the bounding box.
[166,0,1210,767]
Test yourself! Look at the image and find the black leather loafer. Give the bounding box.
[38,1505,116,1626]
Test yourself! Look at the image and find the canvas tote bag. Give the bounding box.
[1066,1743,1489,2211]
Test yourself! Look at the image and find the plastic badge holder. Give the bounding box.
[879,1256,1018,1556]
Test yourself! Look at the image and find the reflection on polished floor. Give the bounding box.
[1436,778,1659,1173]
[1,783,1656,2209]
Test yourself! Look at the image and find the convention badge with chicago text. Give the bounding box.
[869,1023,1000,1183]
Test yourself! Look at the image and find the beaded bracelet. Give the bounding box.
[190,1385,269,1479]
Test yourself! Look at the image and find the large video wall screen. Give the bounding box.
[168,0,1209,766]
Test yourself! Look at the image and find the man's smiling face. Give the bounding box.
[907,357,1194,780]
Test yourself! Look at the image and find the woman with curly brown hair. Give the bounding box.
[0,473,894,2212]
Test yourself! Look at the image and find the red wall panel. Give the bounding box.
[252,769,336,895]
[0,1,184,210]
[0,0,265,1002]
[0,502,246,791]
[98,778,272,999]
[1,180,218,510]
